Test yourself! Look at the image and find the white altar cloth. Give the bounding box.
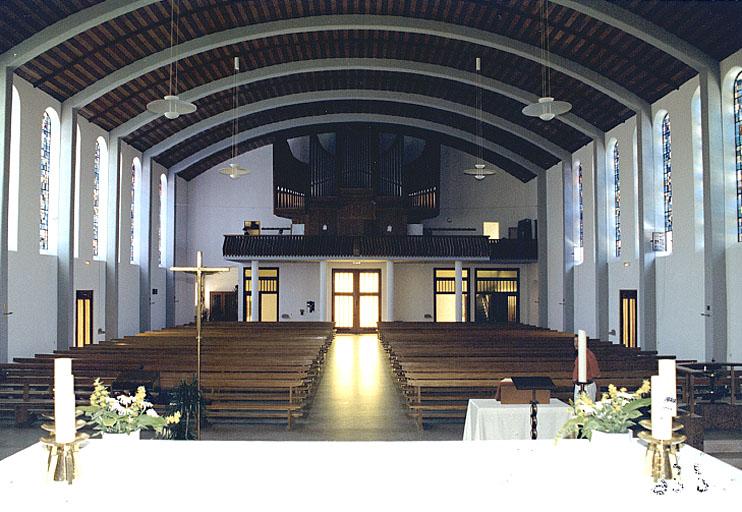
[0,439,739,510]
[463,398,572,440]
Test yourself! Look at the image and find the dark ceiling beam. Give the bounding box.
[111,58,603,141]
[64,14,649,112]
[0,0,156,67]
[551,0,717,73]
[143,89,572,163]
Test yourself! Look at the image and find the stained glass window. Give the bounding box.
[92,141,101,257]
[734,72,742,242]
[613,143,621,257]
[39,111,51,251]
[661,113,673,239]
[130,162,136,263]
[159,174,167,266]
[577,162,584,249]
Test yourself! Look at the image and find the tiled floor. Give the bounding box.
[0,334,462,459]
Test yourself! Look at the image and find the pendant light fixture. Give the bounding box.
[464,57,495,180]
[218,57,249,179]
[146,0,197,120]
[522,0,571,121]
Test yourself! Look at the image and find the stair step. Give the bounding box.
[704,438,742,453]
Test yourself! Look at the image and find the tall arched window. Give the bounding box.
[8,86,20,251]
[735,71,742,242]
[39,110,54,252]
[661,113,673,246]
[92,140,101,257]
[613,142,621,257]
[159,173,167,266]
[130,158,140,263]
[577,162,584,253]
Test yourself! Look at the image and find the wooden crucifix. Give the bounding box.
[171,250,231,439]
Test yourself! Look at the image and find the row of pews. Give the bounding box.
[0,322,334,430]
[378,322,663,429]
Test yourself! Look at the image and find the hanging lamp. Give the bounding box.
[522,0,571,121]
[463,57,495,180]
[146,0,197,120]
[218,57,249,179]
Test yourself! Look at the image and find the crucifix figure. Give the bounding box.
[171,250,231,439]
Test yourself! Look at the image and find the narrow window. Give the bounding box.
[92,140,101,257]
[735,72,742,242]
[39,111,52,251]
[130,159,139,263]
[661,113,673,246]
[159,174,167,266]
[8,86,20,251]
[578,162,584,250]
[613,143,621,257]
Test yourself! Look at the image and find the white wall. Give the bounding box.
[546,163,564,331]
[424,146,538,235]
[149,161,168,330]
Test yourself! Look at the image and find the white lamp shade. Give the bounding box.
[146,95,197,119]
[218,162,250,179]
[522,97,572,121]
[463,163,495,180]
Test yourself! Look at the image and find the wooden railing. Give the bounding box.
[677,362,742,412]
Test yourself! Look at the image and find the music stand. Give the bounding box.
[511,376,556,440]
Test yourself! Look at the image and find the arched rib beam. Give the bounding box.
[112,58,603,141]
[168,113,546,178]
[66,14,649,113]
[551,0,717,73]
[0,0,155,67]
[144,90,572,163]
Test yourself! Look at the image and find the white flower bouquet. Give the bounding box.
[78,378,180,435]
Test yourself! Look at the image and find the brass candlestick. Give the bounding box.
[637,419,685,482]
[40,415,89,484]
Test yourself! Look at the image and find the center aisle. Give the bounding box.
[204,333,462,441]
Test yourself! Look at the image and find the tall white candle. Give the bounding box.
[658,359,677,416]
[577,330,587,383]
[651,375,672,440]
[53,358,76,444]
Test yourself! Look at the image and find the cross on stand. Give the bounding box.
[171,250,231,439]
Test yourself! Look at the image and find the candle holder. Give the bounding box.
[40,414,89,484]
[637,419,685,482]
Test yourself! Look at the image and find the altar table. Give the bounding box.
[0,439,739,510]
[463,398,572,440]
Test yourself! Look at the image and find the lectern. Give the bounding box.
[510,376,556,440]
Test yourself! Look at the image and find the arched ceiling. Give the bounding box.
[1,0,739,181]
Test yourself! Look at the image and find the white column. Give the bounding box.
[562,160,575,332]
[385,260,394,322]
[0,66,13,362]
[454,260,463,323]
[537,173,549,328]
[165,169,176,327]
[237,265,244,321]
[319,260,327,322]
[636,109,657,351]
[105,136,121,340]
[700,69,727,361]
[57,104,78,350]
[138,155,152,332]
[250,260,260,322]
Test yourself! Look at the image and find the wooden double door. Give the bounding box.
[332,270,381,332]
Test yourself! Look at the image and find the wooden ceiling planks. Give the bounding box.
[0,0,735,180]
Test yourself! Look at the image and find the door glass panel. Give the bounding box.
[261,294,278,322]
[244,295,252,322]
[76,299,84,347]
[359,272,379,293]
[334,296,354,328]
[335,272,354,293]
[359,295,379,328]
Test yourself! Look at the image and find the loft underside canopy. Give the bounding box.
[1,0,739,180]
